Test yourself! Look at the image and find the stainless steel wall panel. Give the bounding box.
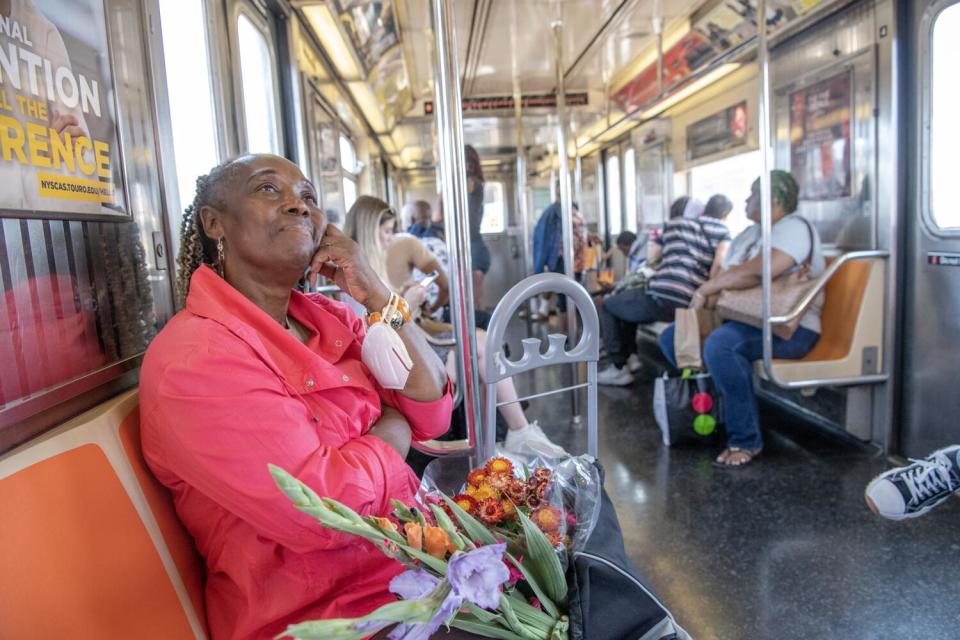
[770,1,878,250]
[0,0,173,449]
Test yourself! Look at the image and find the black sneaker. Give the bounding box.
[865,445,960,520]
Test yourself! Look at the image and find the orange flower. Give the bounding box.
[547,532,563,548]
[485,456,514,477]
[466,483,497,502]
[467,468,488,488]
[486,472,512,493]
[423,525,452,559]
[531,506,563,534]
[500,499,517,520]
[404,522,423,551]
[453,493,479,515]
[478,497,506,525]
[533,468,552,483]
[373,517,397,533]
[505,479,527,503]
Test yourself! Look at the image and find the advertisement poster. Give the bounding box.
[789,71,852,200]
[336,0,398,72]
[0,0,126,218]
[612,32,714,113]
[686,101,748,160]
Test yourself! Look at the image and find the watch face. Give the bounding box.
[389,314,404,330]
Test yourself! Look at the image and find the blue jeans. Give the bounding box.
[659,321,819,450]
[602,289,682,368]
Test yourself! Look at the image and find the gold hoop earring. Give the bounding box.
[216,237,225,276]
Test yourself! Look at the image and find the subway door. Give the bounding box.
[478,177,525,309]
[900,0,960,456]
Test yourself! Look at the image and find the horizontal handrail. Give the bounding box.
[762,250,889,390]
[412,438,473,455]
[769,250,889,326]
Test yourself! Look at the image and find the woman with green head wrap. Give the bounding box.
[657,170,825,468]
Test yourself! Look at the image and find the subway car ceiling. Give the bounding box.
[0,0,909,456]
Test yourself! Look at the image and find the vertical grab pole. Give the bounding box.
[553,19,581,424]
[431,0,483,461]
[757,0,775,380]
[511,2,530,281]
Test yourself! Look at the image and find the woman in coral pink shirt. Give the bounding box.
[139,155,453,640]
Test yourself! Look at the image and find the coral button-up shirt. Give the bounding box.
[140,265,452,640]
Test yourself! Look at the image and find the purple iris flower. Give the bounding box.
[388,592,461,640]
[390,569,441,601]
[447,542,509,610]
[388,544,509,639]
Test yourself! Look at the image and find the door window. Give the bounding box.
[606,154,622,236]
[930,3,960,230]
[159,0,219,217]
[623,148,637,232]
[237,10,280,154]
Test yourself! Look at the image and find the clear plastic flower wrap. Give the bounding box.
[419,450,603,568]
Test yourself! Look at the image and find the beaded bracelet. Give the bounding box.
[367,293,410,330]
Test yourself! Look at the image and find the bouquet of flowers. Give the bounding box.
[268,454,601,640]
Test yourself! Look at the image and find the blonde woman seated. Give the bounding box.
[345,195,564,457]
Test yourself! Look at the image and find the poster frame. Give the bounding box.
[781,63,856,202]
[0,0,133,224]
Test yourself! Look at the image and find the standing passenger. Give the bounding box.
[465,145,490,309]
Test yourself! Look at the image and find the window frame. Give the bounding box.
[230,1,284,155]
[921,0,960,237]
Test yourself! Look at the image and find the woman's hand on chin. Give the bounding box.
[308,224,391,312]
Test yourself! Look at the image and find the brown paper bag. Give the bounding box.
[673,308,720,370]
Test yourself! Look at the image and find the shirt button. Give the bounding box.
[335,339,343,347]
[341,374,350,382]
[305,379,315,388]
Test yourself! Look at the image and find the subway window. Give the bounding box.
[158,0,219,216]
[480,181,506,234]
[339,134,359,211]
[930,3,960,230]
[623,148,637,232]
[689,150,761,237]
[606,154,622,236]
[237,11,280,154]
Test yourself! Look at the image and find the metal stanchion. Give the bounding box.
[431,0,482,461]
[553,19,581,425]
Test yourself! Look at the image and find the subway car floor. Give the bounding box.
[496,316,959,640]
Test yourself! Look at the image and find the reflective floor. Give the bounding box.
[500,317,960,640]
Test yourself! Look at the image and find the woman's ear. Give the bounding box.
[199,205,224,240]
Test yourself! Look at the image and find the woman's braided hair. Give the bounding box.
[174,158,245,308]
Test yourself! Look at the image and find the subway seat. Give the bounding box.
[754,256,885,383]
[0,389,208,640]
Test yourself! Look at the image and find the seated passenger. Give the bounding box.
[345,196,565,457]
[139,155,453,640]
[659,171,824,468]
[404,199,445,241]
[597,197,731,386]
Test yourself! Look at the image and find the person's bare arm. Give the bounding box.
[309,225,448,403]
[710,241,731,279]
[366,406,412,459]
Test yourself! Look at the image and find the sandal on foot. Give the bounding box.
[713,447,762,469]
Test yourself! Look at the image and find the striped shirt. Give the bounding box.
[648,217,731,305]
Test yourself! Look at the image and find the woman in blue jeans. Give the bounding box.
[659,171,823,468]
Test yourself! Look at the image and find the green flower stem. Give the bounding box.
[450,619,529,640]
[499,593,548,640]
[504,553,559,619]
[504,592,556,633]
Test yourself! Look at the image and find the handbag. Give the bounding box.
[715,215,821,340]
[652,371,724,447]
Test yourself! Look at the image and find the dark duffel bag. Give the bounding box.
[567,464,690,640]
